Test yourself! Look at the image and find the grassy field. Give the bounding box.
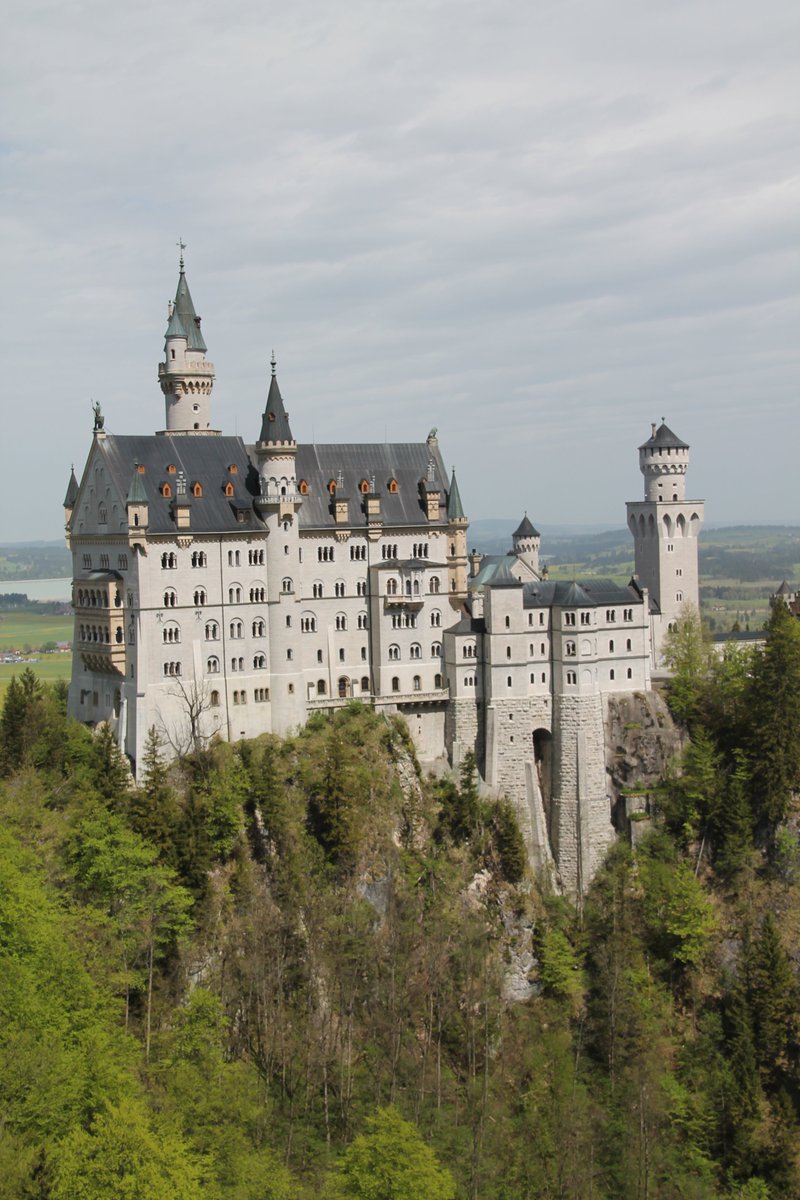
[0,611,73,651]
[0,654,73,701]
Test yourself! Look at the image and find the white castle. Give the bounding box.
[64,259,704,891]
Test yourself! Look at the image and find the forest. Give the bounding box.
[1,600,800,1199]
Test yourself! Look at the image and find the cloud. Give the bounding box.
[0,0,798,541]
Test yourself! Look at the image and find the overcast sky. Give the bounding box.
[1,0,797,544]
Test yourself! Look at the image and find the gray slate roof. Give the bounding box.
[513,514,539,539]
[63,468,79,507]
[258,374,294,445]
[522,578,643,609]
[292,442,450,530]
[639,421,689,451]
[167,269,207,352]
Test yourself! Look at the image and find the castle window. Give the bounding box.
[388,478,398,494]
[564,612,576,626]
[166,464,177,474]
[191,551,207,568]
[163,588,177,608]
[676,592,683,602]
[98,506,107,523]
[287,649,293,661]
[313,582,323,599]
[386,578,398,596]
[224,482,235,497]
[288,684,294,694]
[610,669,615,680]
[507,676,512,688]
[429,576,440,594]
[360,646,367,660]
[162,623,180,644]
[623,608,633,622]
[392,676,400,692]
[580,612,591,626]
[317,680,327,695]
[565,641,576,657]
[99,554,109,570]
[335,613,347,631]
[431,641,441,657]
[328,479,337,495]
[431,609,441,627]
[335,581,345,597]
[339,649,345,662]
[540,642,545,655]
[413,675,421,691]
[381,544,398,559]
[194,589,207,606]
[606,609,617,622]
[505,615,511,628]
[192,482,203,498]
[163,661,182,677]
[410,643,421,659]
[626,638,632,652]
[206,656,219,674]
[248,549,264,566]
[210,690,220,707]
[255,688,269,702]
[161,552,177,569]
[609,639,614,653]
[435,673,442,688]
[228,550,241,567]
[170,348,175,360]
[318,546,334,562]
[229,585,242,603]
[83,554,92,569]
[359,479,370,494]
[539,613,545,626]
[667,542,674,552]
[350,544,367,561]
[253,653,266,670]
[389,644,400,661]
[361,676,370,692]
[161,483,172,498]
[249,587,266,603]
[627,668,633,679]
[299,479,309,495]
[230,620,243,639]
[317,650,323,663]
[566,670,577,685]
[301,615,317,633]
[357,612,368,630]
[281,578,293,593]
[506,646,512,658]
[357,580,366,596]
[231,659,241,673]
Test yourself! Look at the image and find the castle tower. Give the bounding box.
[512,513,540,576]
[254,356,306,734]
[446,468,469,604]
[158,249,217,435]
[626,420,704,661]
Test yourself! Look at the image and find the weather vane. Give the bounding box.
[176,237,186,269]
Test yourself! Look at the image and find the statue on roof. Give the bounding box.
[92,400,104,431]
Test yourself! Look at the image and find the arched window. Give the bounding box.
[434,672,443,688]
[161,483,172,498]
[163,588,177,608]
[335,581,345,598]
[335,613,347,631]
[210,690,220,707]
[194,589,207,607]
[299,479,309,495]
[253,653,266,670]
[206,656,220,674]
[301,614,317,633]
[429,576,440,594]
[230,620,243,639]
[317,679,327,695]
[356,580,367,596]
[228,585,242,603]
[430,609,441,627]
[357,612,368,630]
[410,643,421,659]
[389,644,400,661]
[386,578,398,596]
[360,676,369,692]
[565,641,576,657]
[192,482,203,497]
[505,615,511,628]
[162,623,180,644]
[431,641,441,657]
[413,675,421,691]
[281,578,293,594]
[392,676,400,692]
[313,582,323,599]
[252,618,266,637]
[191,550,207,568]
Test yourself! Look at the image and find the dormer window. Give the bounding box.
[228,463,238,474]
[224,482,234,497]
[328,479,337,495]
[299,479,309,495]
[388,478,398,494]
[166,463,177,474]
[192,482,202,497]
[359,479,370,494]
[161,483,172,498]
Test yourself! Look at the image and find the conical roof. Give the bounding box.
[63,467,79,508]
[639,421,688,451]
[169,266,207,352]
[126,465,148,505]
[258,369,294,444]
[447,469,466,520]
[165,306,187,339]
[513,513,539,540]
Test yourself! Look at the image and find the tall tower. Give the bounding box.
[512,513,541,576]
[254,356,306,734]
[446,468,469,604]
[626,420,704,661]
[158,249,217,435]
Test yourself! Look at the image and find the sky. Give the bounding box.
[1,0,798,544]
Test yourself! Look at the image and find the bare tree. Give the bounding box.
[158,676,222,758]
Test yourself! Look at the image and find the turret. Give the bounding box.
[158,247,217,435]
[126,462,149,535]
[446,468,469,602]
[63,466,79,533]
[254,354,299,519]
[638,420,689,502]
[512,513,540,575]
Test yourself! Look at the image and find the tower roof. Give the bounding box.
[513,513,539,540]
[258,361,294,444]
[63,467,79,508]
[168,264,207,352]
[126,465,148,505]
[446,469,466,520]
[639,420,689,451]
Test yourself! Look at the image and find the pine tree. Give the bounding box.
[748,599,800,830]
[748,913,797,1087]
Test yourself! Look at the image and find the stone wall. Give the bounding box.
[551,692,615,894]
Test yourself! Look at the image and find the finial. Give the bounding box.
[661,415,665,424]
[176,237,186,271]
[270,350,277,378]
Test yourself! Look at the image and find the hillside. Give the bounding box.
[2,607,800,1199]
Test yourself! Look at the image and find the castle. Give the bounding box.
[64,258,704,891]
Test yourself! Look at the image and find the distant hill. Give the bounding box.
[0,542,71,582]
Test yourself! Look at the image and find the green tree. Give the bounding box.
[50,1097,205,1200]
[662,609,714,725]
[493,799,527,883]
[748,913,797,1086]
[748,600,800,830]
[334,1107,455,1200]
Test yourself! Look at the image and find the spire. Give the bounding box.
[168,249,206,352]
[513,513,539,540]
[126,463,148,505]
[258,359,294,444]
[447,468,466,520]
[63,467,79,508]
